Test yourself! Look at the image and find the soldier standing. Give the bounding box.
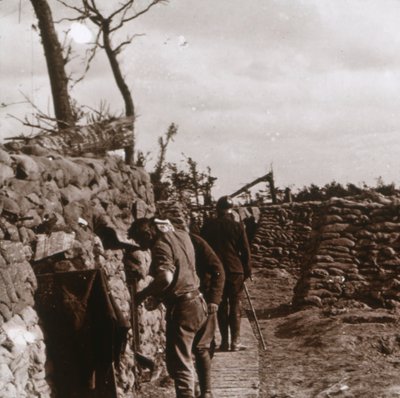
[201,196,252,351]
[190,233,225,397]
[128,218,208,398]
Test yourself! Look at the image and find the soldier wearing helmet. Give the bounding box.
[216,196,233,213]
[201,196,251,351]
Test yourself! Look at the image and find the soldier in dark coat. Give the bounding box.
[190,233,225,397]
[201,196,251,351]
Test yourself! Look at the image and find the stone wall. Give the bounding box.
[0,147,163,397]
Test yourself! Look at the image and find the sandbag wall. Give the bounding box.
[0,147,164,398]
[293,195,400,309]
[251,202,318,274]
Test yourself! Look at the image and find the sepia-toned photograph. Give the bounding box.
[1,1,400,397]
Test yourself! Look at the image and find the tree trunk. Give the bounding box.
[30,0,75,130]
[102,25,135,165]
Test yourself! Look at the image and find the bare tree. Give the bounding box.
[164,157,217,207]
[152,123,178,201]
[57,0,168,165]
[30,0,75,130]
[186,156,200,207]
[153,123,178,182]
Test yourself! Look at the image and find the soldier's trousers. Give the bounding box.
[193,312,217,395]
[217,273,245,347]
[166,294,208,398]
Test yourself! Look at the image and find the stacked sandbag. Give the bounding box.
[0,145,162,398]
[293,193,400,309]
[251,202,318,273]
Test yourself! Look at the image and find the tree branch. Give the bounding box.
[113,33,145,54]
[61,31,74,65]
[17,91,76,131]
[108,0,133,21]
[6,114,56,134]
[70,29,101,87]
[19,91,51,120]
[117,0,168,28]
[88,0,100,14]
[55,0,86,14]
[119,1,135,24]
[55,15,86,23]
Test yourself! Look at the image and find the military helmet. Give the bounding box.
[216,196,233,211]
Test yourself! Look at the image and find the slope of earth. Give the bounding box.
[248,266,400,398]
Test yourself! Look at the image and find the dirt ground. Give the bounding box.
[138,374,175,398]
[138,264,400,398]
[249,266,400,398]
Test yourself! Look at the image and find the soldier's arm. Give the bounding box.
[135,269,173,304]
[203,243,225,306]
[136,240,174,304]
[191,233,225,312]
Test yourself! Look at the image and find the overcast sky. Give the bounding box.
[1,0,400,197]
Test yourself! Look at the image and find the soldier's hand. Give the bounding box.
[135,290,147,305]
[144,296,161,311]
[208,303,218,314]
[244,270,252,281]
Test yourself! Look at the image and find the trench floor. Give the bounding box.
[211,316,260,397]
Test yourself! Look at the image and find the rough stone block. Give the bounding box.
[1,382,18,398]
[0,363,13,387]
[0,268,17,304]
[19,307,37,328]
[0,242,26,264]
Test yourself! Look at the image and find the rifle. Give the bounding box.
[244,281,267,351]
[129,280,155,389]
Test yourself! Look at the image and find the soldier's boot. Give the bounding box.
[195,349,212,397]
[230,308,246,352]
[217,302,230,351]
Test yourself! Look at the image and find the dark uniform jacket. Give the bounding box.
[201,213,251,277]
[190,233,225,306]
[149,228,200,303]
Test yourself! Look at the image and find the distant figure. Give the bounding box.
[284,187,293,203]
[201,196,252,352]
[189,215,201,235]
[244,215,257,243]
